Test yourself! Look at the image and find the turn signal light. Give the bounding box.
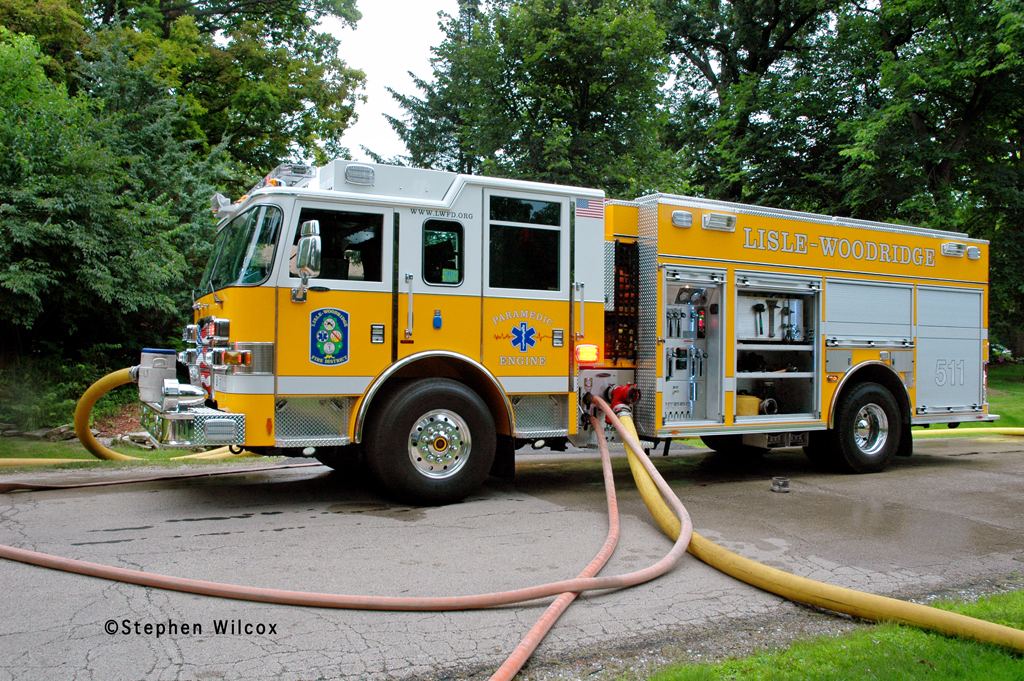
[576,344,600,363]
[212,349,251,366]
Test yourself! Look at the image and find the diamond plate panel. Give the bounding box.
[276,396,352,447]
[636,196,660,436]
[604,240,616,311]
[511,394,569,438]
[192,408,245,444]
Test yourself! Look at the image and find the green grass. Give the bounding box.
[974,363,1024,428]
[0,437,273,470]
[647,590,1024,681]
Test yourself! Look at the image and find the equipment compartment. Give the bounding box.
[660,268,725,426]
[734,274,821,420]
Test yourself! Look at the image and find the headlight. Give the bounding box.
[197,317,230,346]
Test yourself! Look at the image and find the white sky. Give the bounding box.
[321,1,461,163]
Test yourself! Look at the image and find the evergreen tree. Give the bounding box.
[388,0,674,198]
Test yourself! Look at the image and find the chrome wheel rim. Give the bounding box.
[853,403,888,457]
[408,409,470,479]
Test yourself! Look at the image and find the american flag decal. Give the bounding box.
[575,197,605,220]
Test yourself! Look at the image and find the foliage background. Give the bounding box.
[1,0,1021,428]
[0,0,365,427]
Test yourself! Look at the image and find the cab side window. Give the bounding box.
[423,219,463,285]
[488,196,561,291]
[291,208,383,282]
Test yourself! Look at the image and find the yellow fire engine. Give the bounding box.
[138,161,995,503]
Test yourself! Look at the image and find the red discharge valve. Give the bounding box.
[607,384,641,409]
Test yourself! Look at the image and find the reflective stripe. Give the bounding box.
[499,376,568,393]
[213,374,274,395]
[277,375,373,396]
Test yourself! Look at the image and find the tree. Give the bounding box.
[834,0,1024,352]
[658,0,843,202]
[78,0,365,185]
[388,0,673,198]
[383,0,491,174]
[0,0,87,85]
[660,0,1024,352]
[0,29,216,361]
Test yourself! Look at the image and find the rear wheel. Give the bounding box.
[830,382,901,473]
[364,378,496,505]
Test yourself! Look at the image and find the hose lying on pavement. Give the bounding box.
[0,406,694,681]
[0,425,691,610]
[589,394,1024,653]
[4,368,1022,677]
[490,417,663,681]
[0,463,323,494]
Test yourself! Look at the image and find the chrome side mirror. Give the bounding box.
[292,220,321,302]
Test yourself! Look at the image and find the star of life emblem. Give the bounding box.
[510,322,537,352]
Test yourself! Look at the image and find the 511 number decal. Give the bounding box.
[935,359,965,386]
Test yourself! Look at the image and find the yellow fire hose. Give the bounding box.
[0,374,1021,676]
[591,395,1024,652]
[0,368,250,467]
[913,427,1024,438]
[73,368,141,461]
[69,368,248,462]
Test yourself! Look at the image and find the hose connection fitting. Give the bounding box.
[607,384,641,422]
[607,384,641,409]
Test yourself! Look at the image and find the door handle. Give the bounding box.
[404,273,414,339]
[575,281,585,340]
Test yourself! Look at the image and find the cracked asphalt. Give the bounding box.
[0,435,1022,680]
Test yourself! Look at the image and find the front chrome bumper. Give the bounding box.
[141,404,246,447]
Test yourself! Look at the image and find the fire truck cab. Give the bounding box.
[140,161,996,504]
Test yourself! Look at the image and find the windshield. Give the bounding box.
[200,205,284,293]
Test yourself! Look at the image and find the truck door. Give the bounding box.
[396,200,483,360]
[915,286,985,413]
[481,190,571,395]
[274,201,394,446]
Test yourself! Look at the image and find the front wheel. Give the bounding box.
[831,382,901,473]
[363,378,496,505]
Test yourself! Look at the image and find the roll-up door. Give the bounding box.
[915,287,983,412]
[824,280,913,347]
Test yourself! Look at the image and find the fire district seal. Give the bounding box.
[310,308,349,366]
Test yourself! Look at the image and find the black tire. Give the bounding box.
[802,430,833,470]
[831,382,901,474]
[314,443,365,471]
[363,378,496,505]
[699,434,767,457]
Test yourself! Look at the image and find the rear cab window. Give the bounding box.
[488,196,562,291]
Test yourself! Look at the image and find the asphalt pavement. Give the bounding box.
[0,435,1022,680]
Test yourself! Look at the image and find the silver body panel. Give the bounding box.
[141,405,245,447]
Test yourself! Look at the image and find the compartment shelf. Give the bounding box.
[736,343,814,351]
[734,413,819,424]
[736,372,815,379]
